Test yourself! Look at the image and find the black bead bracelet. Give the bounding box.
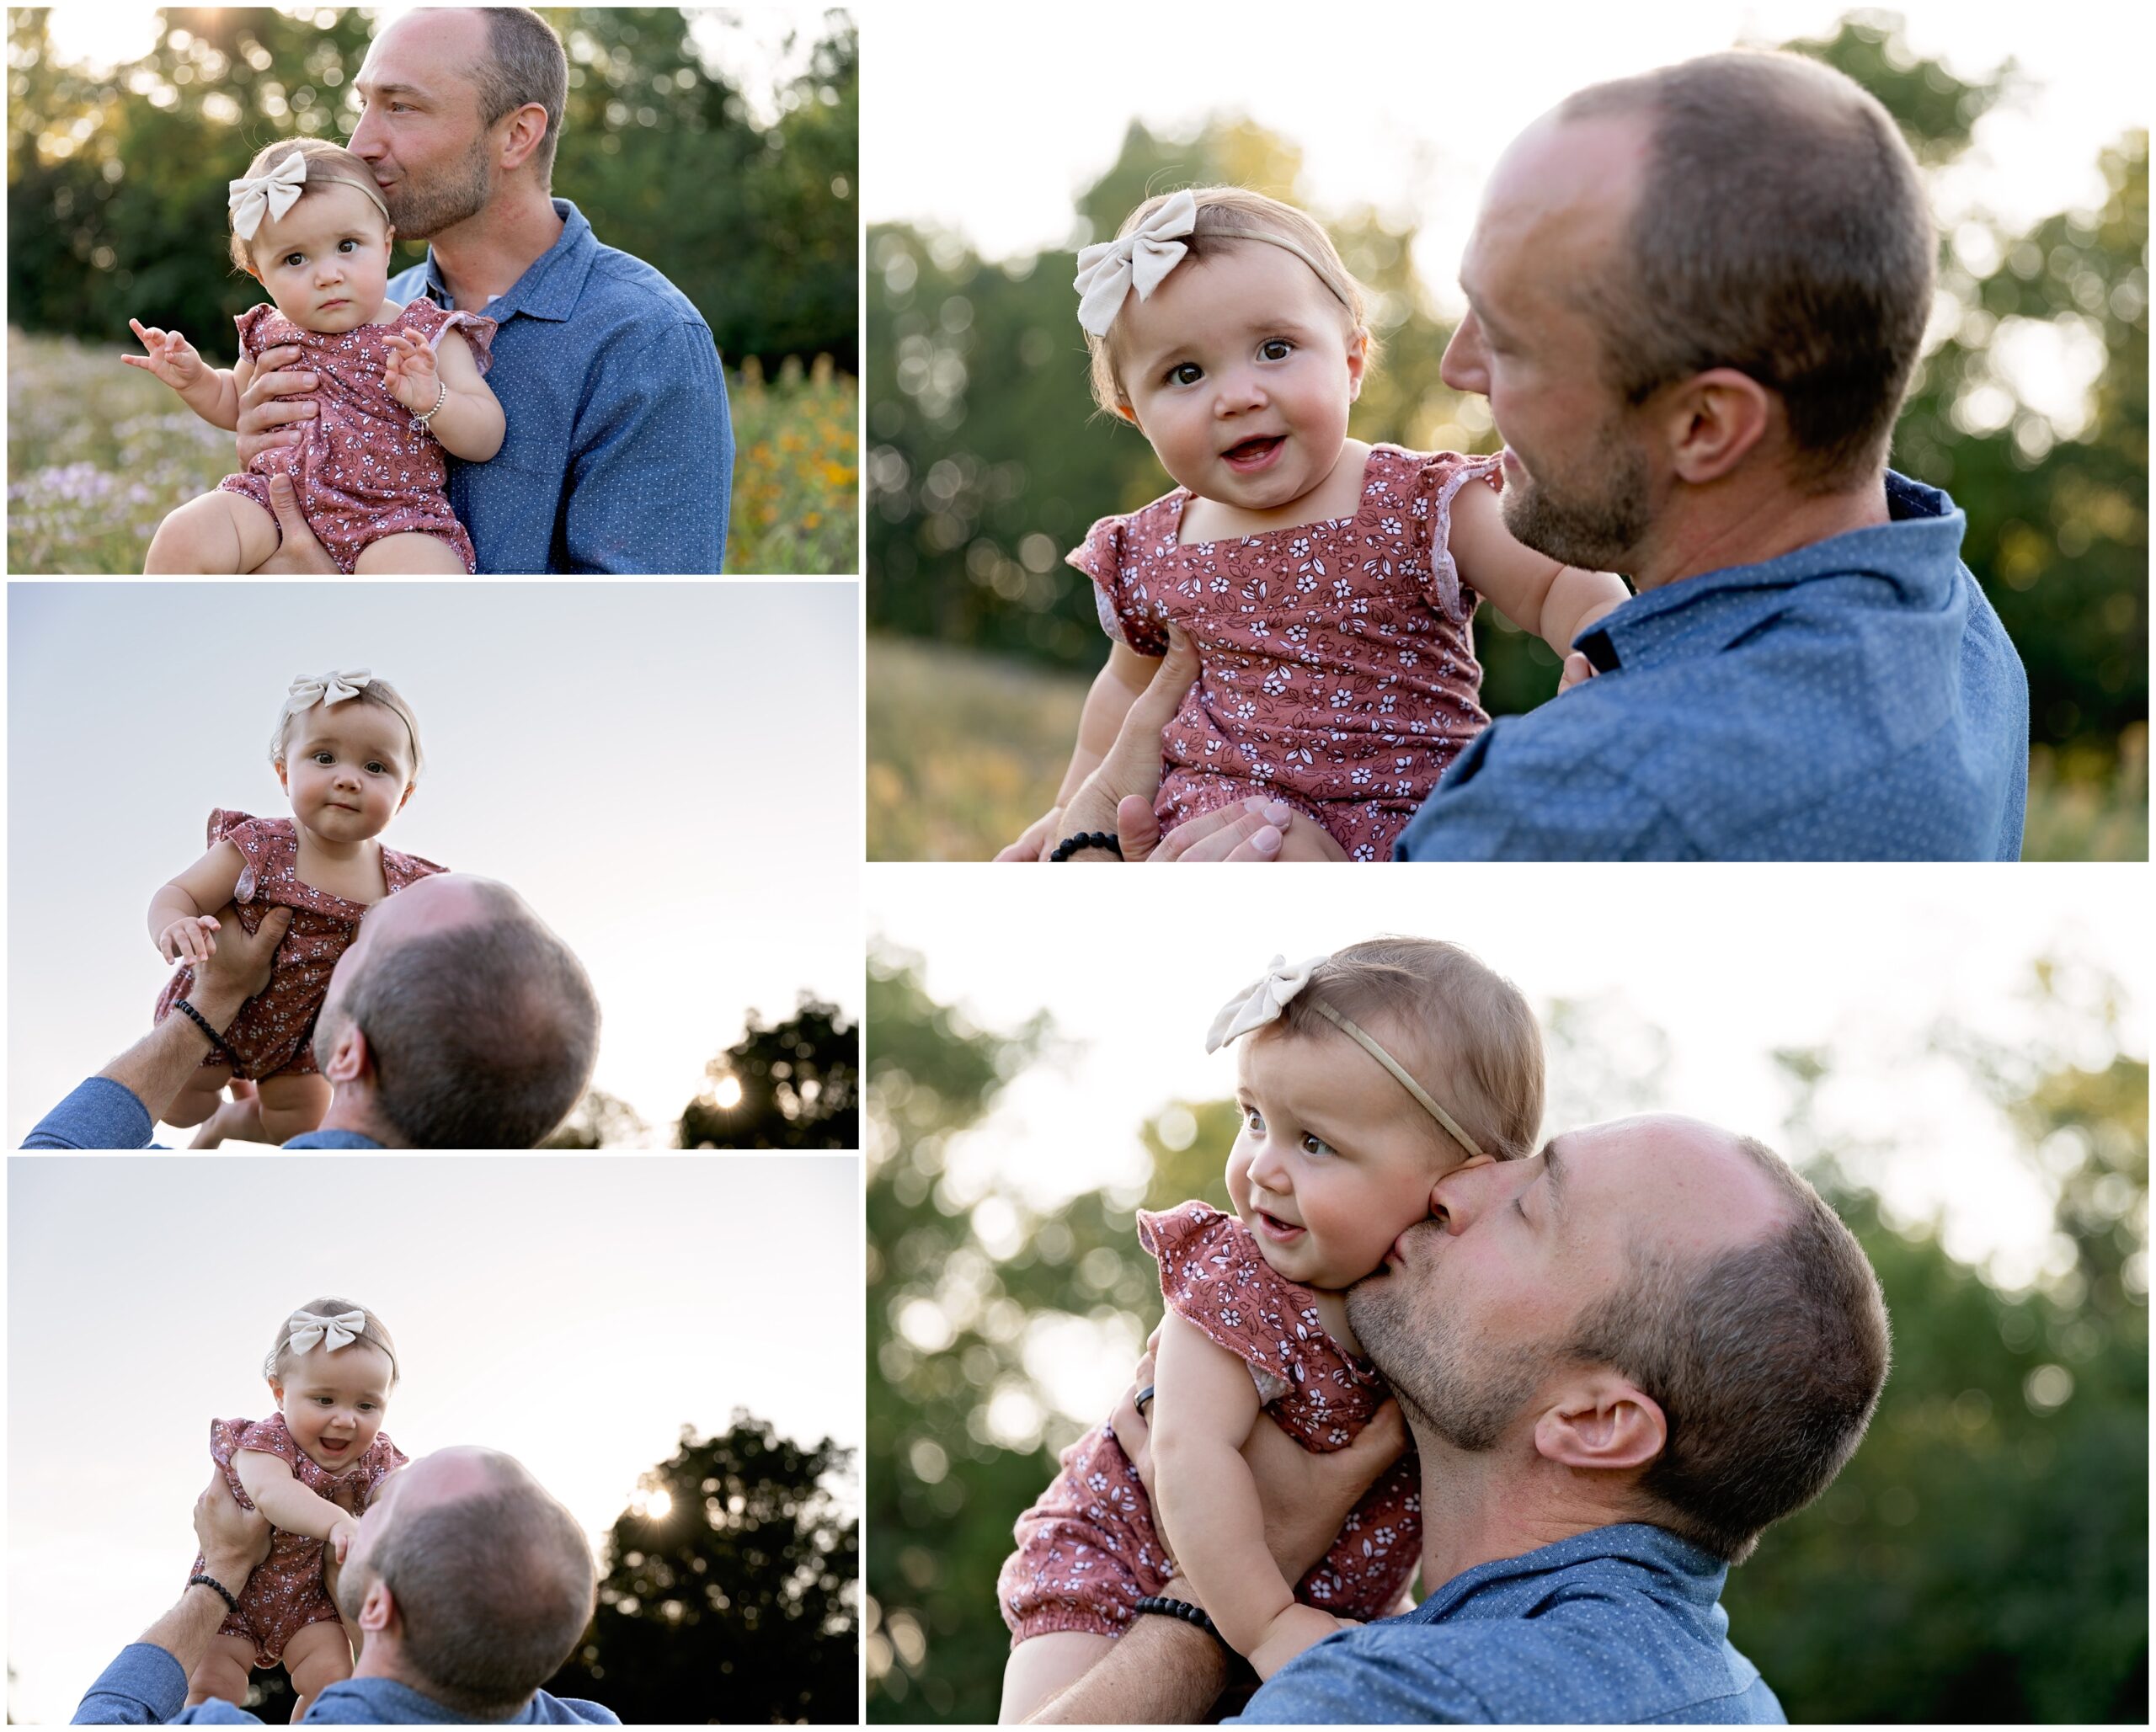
[189,1574,242,1616]
[172,997,239,1066]
[1047,829,1123,861]
[1133,1594,1230,1649]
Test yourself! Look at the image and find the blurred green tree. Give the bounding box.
[548,1413,858,1724]
[541,1086,654,1149]
[6,8,857,369]
[680,995,858,1149]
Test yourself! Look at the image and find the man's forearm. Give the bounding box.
[1027,1612,1229,1724]
[136,1581,235,1682]
[98,980,247,1113]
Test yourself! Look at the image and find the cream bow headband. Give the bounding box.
[1207,954,1486,1159]
[284,668,373,723]
[229,153,309,242]
[286,1308,369,1356]
[1073,191,1348,338]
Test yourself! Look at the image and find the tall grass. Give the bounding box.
[7,327,856,575]
[869,633,2147,863]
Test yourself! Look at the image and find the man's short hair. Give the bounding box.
[468,7,568,191]
[369,1460,597,1717]
[1559,50,1935,490]
[1566,1136,1890,1563]
[341,881,600,1148]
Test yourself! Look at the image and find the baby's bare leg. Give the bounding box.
[184,1633,259,1708]
[255,1072,334,1144]
[158,1061,236,1130]
[354,531,467,573]
[281,1618,354,1724]
[144,491,280,573]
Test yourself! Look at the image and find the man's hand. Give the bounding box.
[995,806,1062,863]
[252,473,338,573]
[194,1468,271,1592]
[234,344,318,467]
[194,904,292,1010]
[123,319,211,395]
[1118,796,1351,863]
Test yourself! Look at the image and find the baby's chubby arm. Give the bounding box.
[997,642,1161,860]
[382,327,504,462]
[1447,473,1630,673]
[232,1449,360,1559]
[149,841,247,966]
[123,319,248,432]
[1150,1312,1347,1678]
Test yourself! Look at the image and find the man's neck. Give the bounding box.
[350,1644,531,1719]
[312,1083,398,1148]
[425,179,565,312]
[1630,469,1892,594]
[1409,1416,1635,1591]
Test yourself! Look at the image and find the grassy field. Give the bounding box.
[7,327,856,575]
[869,634,2147,862]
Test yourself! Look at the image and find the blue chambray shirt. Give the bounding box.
[1231,1523,1785,1725]
[73,1640,617,1723]
[384,199,732,573]
[22,1076,381,1148]
[1395,472,2029,861]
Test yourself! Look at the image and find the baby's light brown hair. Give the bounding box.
[1085,185,1380,416]
[1273,936,1544,1165]
[265,1295,401,1390]
[228,137,392,275]
[269,676,426,781]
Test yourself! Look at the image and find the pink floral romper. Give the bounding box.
[152,809,447,1081]
[998,1201,1422,1644]
[1071,446,1505,861]
[216,298,496,573]
[188,1411,408,1667]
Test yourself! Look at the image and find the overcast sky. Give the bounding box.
[6,1153,862,1726]
[8,581,860,1145]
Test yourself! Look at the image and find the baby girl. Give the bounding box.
[124,137,503,573]
[996,939,1545,1714]
[148,669,444,1143]
[185,1299,408,1722]
[1002,187,1632,861]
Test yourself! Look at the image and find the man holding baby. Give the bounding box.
[242,8,732,574]
[1027,1115,1889,1723]
[1058,49,2029,862]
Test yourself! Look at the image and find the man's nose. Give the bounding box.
[1439,315,1487,395]
[1429,1154,1499,1228]
[349,113,382,162]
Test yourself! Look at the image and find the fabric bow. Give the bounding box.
[286,1308,369,1356]
[1206,954,1325,1053]
[286,669,374,717]
[1073,187,1198,337]
[228,153,309,242]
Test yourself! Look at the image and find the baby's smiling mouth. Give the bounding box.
[1255,1207,1305,1241]
[1222,434,1284,467]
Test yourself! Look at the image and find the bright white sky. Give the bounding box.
[866,0,2152,310]
[6,582,860,1146]
[5,1153,862,1726]
[873,865,2149,1302]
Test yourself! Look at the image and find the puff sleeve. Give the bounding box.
[1412,451,1505,625]
[1067,510,1170,656]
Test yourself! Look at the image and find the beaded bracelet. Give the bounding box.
[189,1574,242,1616]
[172,997,239,1066]
[1047,829,1123,861]
[1132,1595,1230,1649]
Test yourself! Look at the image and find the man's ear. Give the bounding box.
[357,1575,398,1636]
[321,1021,373,1089]
[496,101,549,174]
[1657,367,1773,485]
[1534,1371,1667,1474]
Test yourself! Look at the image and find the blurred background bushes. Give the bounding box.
[864,947,2147,1722]
[865,15,2148,858]
[6,6,858,573]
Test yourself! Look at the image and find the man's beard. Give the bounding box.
[383,133,496,241]
[1349,1275,1548,1452]
[1498,422,1653,575]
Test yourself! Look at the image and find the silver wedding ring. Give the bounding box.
[1134,1383,1156,1419]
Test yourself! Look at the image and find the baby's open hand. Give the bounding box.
[123,318,208,393]
[328,1515,360,1564]
[381,329,440,414]
[157,914,221,966]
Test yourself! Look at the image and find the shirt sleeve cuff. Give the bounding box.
[23,1077,156,1148]
[71,1642,189,1724]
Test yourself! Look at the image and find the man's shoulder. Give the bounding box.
[309,1678,620,1724]
[575,228,709,333]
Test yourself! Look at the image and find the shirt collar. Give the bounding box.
[1577,470,1968,674]
[416,198,595,324]
[1412,1521,1731,1623]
